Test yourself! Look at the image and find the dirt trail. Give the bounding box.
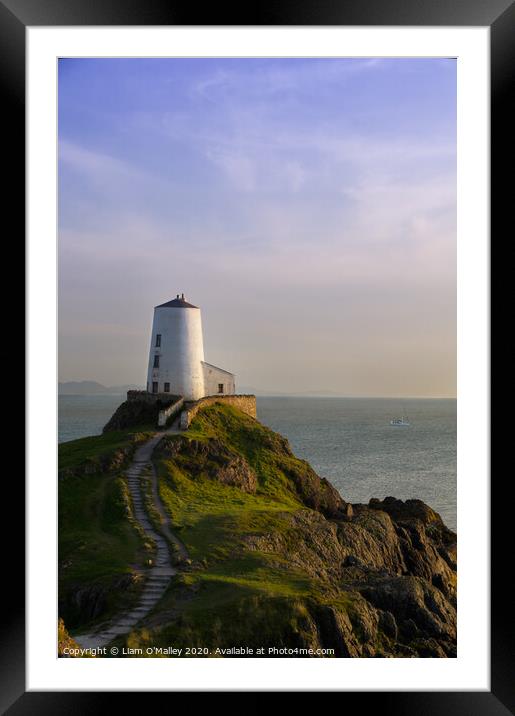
[73,422,188,649]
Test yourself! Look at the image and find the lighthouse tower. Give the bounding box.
[146,293,235,401]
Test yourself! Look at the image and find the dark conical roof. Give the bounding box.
[156,293,198,309]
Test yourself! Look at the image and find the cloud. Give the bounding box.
[205,146,257,192]
[189,58,386,104]
[59,140,142,180]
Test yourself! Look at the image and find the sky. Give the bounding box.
[58,58,456,397]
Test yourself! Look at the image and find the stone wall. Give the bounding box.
[179,395,257,430]
[127,390,178,405]
[157,397,184,427]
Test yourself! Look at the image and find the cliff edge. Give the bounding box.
[59,403,456,657]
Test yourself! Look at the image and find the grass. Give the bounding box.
[155,404,327,565]
[112,403,354,654]
[121,584,333,657]
[60,473,141,580]
[58,428,154,472]
[61,404,356,653]
[158,458,299,560]
[58,402,454,657]
[58,430,155,629]
[196,554,314,597]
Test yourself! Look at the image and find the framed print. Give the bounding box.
[2,0,504,710]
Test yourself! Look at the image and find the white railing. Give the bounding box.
[157,397,185,427]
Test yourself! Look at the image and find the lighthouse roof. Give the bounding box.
[156,294,198,309]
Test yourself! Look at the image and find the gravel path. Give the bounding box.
[73,422,188,650]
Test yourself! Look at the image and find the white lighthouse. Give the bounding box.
[146,293,235,401]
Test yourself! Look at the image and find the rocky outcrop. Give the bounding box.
[151,408,457,658]
[103,397,178,432]
[357,574,456,656]
[58,618,92,657]
[59,573,140,629]
[62,403,456,659]
[59,446,134,480]
[158,432,352,518]
[242,498,456,657]
[279,458,353,520]
[157,437,257,493]
[367,497,457,600]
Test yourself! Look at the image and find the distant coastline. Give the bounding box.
[59,381,142,396]
[58,381,456,400]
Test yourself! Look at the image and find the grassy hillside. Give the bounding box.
[59,429,152,472]
[59,404,457,657]
[117,405,456,657]
[58,429,155,629]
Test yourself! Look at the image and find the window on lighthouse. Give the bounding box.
[155,334,161,347]
[164,382,170,393]
[153,354,160,368]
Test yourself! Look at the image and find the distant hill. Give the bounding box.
[59,381,142,395]
[59,382,356,398]
[239,385,343,397]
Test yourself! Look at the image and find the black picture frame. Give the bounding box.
[3,0,502,711]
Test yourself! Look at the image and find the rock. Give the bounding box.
[103,397,176,432]
[310,604,362,657]
[58,618,91,657]
[210,453,257,493]
[348,596,380,643]
[401,617,421,641]
[279,459,351,519]
[242,499,456,657]
[66,405,457,659]
[358,575,456,654]
[338,508,407,574]
[344,554,366,568]
[59,573,138,628]
[368,497,457,601]
[378,610,398,640]
[157,437,258,493]
[59,445,135,479]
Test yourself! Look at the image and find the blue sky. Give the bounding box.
[58,58,456,396]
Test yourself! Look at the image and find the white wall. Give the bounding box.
[202,361,236,396]
[146,306,205,400]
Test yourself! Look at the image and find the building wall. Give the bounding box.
[201,362,236,396]
[180,395,257,429]
[146,306,205,400]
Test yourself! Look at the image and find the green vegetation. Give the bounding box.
[156,404,312,564]
[158,462,298,559]
[60,403,457,657]
[59,428,153,472]
[113,404,353,654]
[59,429,154,629]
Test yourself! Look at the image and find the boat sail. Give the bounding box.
[390,406,410,426]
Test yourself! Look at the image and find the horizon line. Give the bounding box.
[58,381,456,400]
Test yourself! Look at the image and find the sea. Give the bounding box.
[58,395,456,531]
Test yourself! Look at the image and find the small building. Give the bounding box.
[146,293,235,401]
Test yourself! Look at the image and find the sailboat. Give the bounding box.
[390,416,410,426]
[390,405,410,426]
